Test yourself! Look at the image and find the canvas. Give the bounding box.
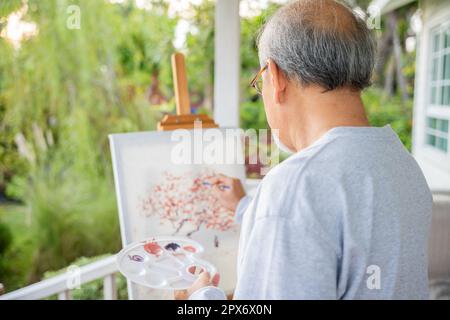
[109,128,246,299]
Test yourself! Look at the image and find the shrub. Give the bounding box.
[363,88,413,151]
[0,222,12,255]
[0,222,13,282]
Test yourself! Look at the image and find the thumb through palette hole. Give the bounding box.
[187,264,205,276]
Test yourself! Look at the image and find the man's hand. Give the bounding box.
[174,267,220,300]
[207,174,246,212]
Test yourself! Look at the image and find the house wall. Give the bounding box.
[412,0,450,191]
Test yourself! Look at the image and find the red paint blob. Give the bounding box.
[183,245,197,253]
[144,241,163,256]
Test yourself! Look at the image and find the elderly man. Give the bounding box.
[177,0,432,299]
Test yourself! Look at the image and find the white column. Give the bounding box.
[214,0,241,128]
[103,274,117,300]
[57,290,72,300]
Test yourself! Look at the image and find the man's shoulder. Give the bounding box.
[253,148,342,243]
[258,147,339,212]
[261,151,311,191]
[262,140,339,188]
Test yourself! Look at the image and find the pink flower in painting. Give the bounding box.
[140,170,235,237]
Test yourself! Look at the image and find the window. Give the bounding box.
[427,26,450,154]
[426,117,448,152]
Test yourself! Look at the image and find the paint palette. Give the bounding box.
[116,236,216,290]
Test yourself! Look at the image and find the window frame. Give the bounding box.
[420,16,450,169]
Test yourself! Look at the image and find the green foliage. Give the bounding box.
[0,220,12,254]
[1,0,169,194]
[240,99,267,130]
[0,204,34,291]
[0,0,169,289]
[0,0,22,19]
[363,88,413,150]
[117,0,176,97]
[6,161,121,282]
[239,3,280,129]
[0,38,28,194]
[43,255,128,300]
[184,0,215,110]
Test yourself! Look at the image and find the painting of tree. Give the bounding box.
[140,169,235,240]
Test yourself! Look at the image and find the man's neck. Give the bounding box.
[287,86,370,152]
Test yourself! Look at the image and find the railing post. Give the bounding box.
[57,290,72,300]
[103,274,117,300]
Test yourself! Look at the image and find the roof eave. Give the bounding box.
[369,0,417,14]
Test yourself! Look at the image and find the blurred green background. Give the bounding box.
[0,0,416,298]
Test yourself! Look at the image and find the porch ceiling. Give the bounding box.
[369,0,417,14]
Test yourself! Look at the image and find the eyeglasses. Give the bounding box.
[250,63,268,95]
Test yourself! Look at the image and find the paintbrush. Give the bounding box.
[202,181,230,190]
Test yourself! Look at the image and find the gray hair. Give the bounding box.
[257,0,376,91]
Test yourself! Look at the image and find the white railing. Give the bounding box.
[0,255,118,300]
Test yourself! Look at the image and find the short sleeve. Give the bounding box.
[234,195,252,224]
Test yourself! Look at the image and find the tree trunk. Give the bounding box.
[384,54,395,97]
[375,25,393,86]
[203,60,213,112]
[148,69,166,106]
[388,11,410,107]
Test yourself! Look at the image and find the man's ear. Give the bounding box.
[267,59,287,104]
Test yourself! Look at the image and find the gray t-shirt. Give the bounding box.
[190,125,432,300]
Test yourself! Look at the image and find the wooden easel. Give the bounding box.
[158,53,234,299]
[157,52,218,131]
